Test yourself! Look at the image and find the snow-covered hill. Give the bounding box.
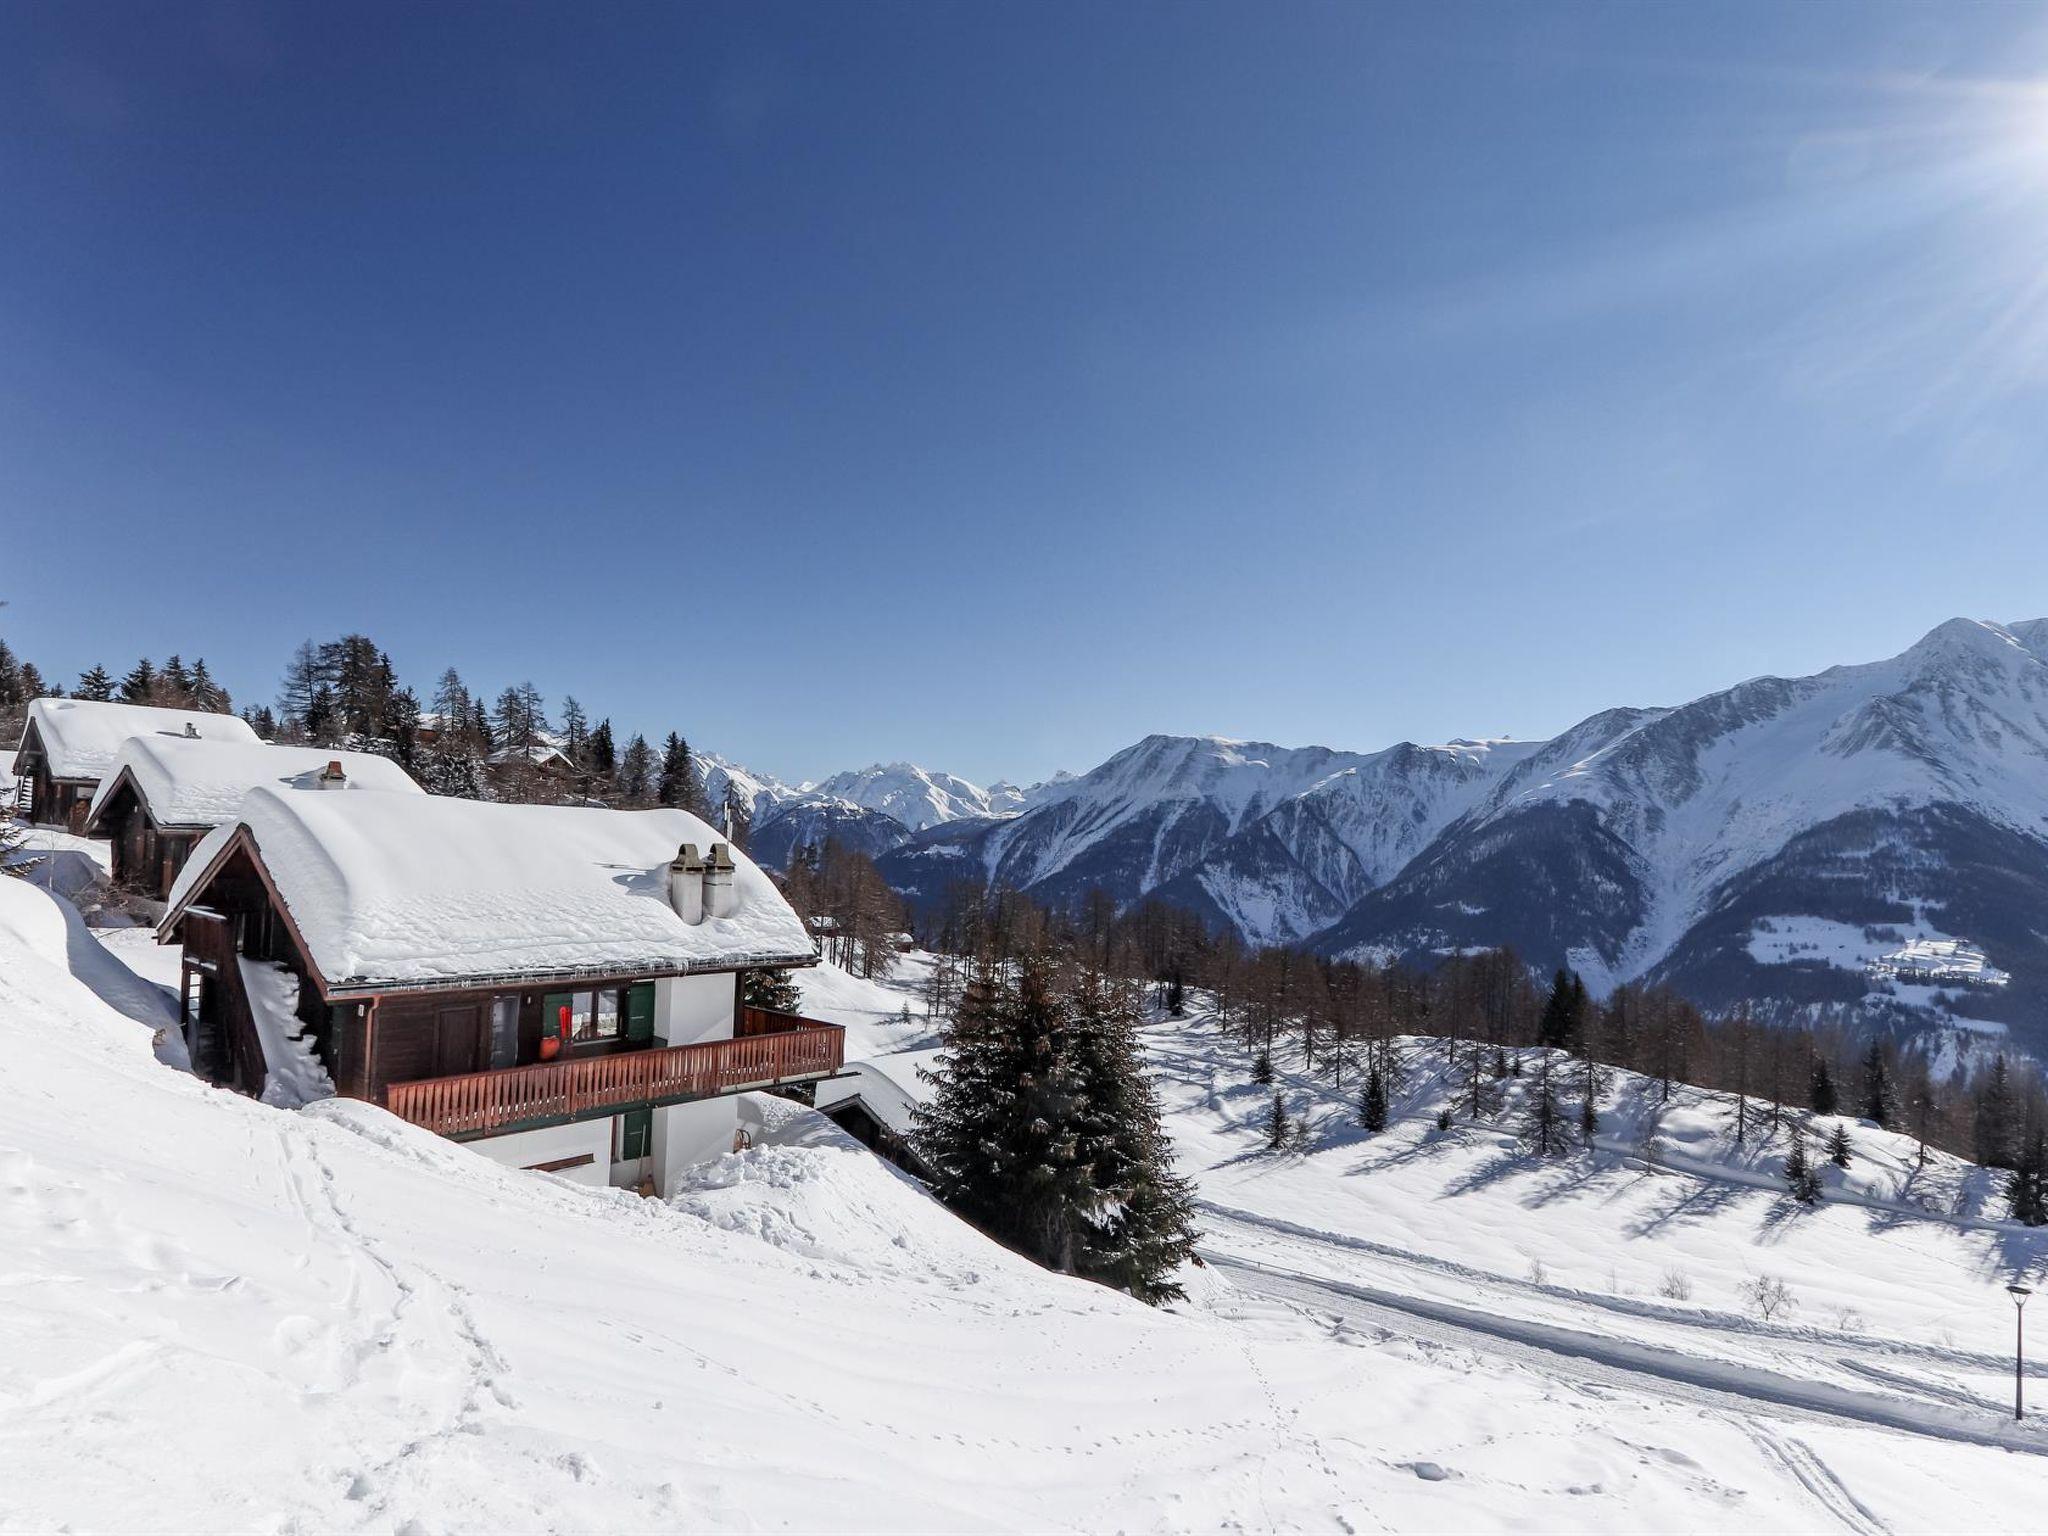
[22,888,2041,1529]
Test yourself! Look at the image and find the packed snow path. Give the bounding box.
[1206,1245,2048,1457]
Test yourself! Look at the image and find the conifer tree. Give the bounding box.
[1860,1041,1894,1129]
[2007,1129,2048,1227]
[911,954,1101,1276]
[187,658,230,713]
[1977,1056,2016,1170]
[657,732,707,816]
[1826,1121,1852,1169]
[159,654,192,704]
[1785,1134,1821,1204]
[73,664,113,701]
[587,718,617,780]
[119,657,156,703]
[1361,1063,1389,1133]
[618,734,655,806]
[1250,1047,1274,1085]
[1537,969,1575,1049]
[1068,971,1198,1302]
[1808,1055,1839,1117]
[742,968,804,1013]
[1522,1050,1570,1156]
[1265,1092,1289,1151]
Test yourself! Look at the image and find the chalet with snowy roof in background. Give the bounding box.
[157,790,838,1193]
[84,735,426,899]
[13,697,260,834]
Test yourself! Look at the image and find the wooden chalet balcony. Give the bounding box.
[386,1014,845,1141]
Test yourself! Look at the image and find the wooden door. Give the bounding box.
[433,1005,482,1077]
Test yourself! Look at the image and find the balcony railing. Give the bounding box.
[385,1018,845,1141]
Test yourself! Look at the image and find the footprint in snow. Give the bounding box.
[1404,1461,1457,1482]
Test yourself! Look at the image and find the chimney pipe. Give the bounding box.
[704,841,738,920]
[669,842,706,924]
[319,760,348,790]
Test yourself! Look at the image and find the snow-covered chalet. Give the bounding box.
[84,734,425,898]
[157,788,839,1192]
[13,697,260,833]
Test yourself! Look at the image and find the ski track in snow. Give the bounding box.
[1205,1248,2047,1458]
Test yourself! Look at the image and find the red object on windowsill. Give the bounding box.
[539,1003,570,1062]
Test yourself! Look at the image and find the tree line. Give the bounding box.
[1,640,231,740]
[911,874,2048,1223]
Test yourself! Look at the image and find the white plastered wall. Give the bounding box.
[469,1119,611,1189]
[657,970,737,1046]
[653,1096,741,1191]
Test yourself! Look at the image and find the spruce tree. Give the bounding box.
[1826,1122,1852,1169]
[1808,1055,1839,1117]
[1250,1047,1273,1085]
[619,734,656,806]
[657,732,706,814]
[2007,1130,2048,1227]
[1361,1064,1389,1133]
[1537,969,1575,1050]
[119,657,156,703]
[187,658,229,713]
[587,718,617,780]
[1265,1092,1289,1151]
[1068,971,1199,1303]
[911,954,1102,1276]
[1785,1135,1821,1204]
[73,664,113,701]
[1976,1056,2016,1169]
[1860,1041,1894,1128]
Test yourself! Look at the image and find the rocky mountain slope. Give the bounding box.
[863,619,2048,1051]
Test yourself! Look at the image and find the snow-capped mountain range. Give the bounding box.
[720,618,2048,1051]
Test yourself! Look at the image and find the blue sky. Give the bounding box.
[6,2,2048,786]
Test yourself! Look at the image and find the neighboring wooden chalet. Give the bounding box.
[158,789,838,1193]
[813,1047,942,1179]
[13,698,259,834]
[84,737,425,899]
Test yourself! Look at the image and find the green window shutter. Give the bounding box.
[620,1107,652,1160]
[626,981,656,1044]
[541,992,574,1047]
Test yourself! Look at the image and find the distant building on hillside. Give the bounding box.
[157,791,838,1194]
[813,1047,942,1179]
[84,735,425,899]
[12,698,260,834]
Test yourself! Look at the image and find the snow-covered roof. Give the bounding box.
[19,698,260,783]
[812,1048,944,1138]
[162,788,816,991]
[85,736,424,832]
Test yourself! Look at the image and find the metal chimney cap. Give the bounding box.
[671,841,705,871]
[706,841,736,870]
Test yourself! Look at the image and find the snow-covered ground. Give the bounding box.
[4,916,2044,1531]
[1145,1002,2048,1461]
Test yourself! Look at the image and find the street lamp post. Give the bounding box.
[2008,1284,2033,1423]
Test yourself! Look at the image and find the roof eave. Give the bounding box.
[323,946,821,1001]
